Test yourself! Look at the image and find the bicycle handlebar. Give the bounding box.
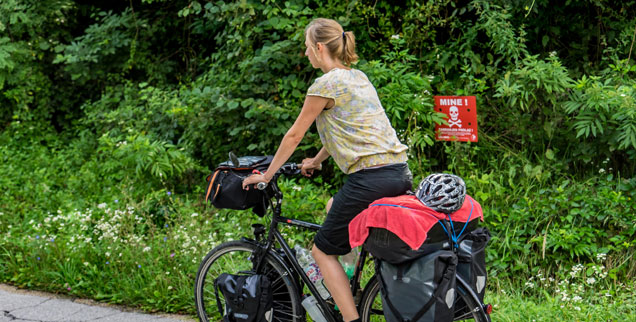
[256,182,268,190]
[255,162,302,190]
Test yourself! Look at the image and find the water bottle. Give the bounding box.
[294,245,331,300]
[301,295,328,322]
[339,247,359,280]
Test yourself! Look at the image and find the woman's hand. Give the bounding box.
[301,158,322,177]
[242,173,269,190]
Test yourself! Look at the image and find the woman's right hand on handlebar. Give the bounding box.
[300,158,322,177]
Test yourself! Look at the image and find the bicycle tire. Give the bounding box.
[194,240,303,322]
[358,275,490,322]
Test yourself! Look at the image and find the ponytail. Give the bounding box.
[341,31,358,66]
[305,18,359,66]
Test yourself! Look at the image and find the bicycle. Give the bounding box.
[194,162,493,322]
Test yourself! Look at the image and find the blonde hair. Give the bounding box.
[305,18,359,66]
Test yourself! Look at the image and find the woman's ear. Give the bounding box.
[316,42,324,52]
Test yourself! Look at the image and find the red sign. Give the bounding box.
[434,96,478,142]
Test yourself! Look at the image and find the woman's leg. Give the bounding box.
[312,165,411,321]
[312,245,359,322]
[314,197,359,321]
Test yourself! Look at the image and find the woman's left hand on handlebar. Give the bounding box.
[242,173,269,190]
[301,158,322,177]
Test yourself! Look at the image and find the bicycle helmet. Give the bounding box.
[416,173,466,214]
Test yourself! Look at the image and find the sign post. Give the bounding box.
[434,96,478,142]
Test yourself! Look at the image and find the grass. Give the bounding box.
[2,192,634,321]
[488,288,636,321]
[0,175,328,314]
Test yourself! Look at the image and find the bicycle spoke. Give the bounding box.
[453,311,473,320]
[271,277,287,290]
[273,305,295,316]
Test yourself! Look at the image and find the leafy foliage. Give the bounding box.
[0,0,635,315]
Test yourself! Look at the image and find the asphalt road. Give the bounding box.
[0,284,196,322]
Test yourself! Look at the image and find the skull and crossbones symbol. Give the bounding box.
[448,106,462,128]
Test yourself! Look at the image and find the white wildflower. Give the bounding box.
[98,203,107,209]
[391,34,400,40]
[586,277,596,285]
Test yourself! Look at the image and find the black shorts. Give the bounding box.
[314,163,413,255]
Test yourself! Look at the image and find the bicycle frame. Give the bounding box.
[249,174,359,322]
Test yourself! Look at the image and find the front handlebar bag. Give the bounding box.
[205,156,273,217]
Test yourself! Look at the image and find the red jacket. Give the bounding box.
[349,195,483,250]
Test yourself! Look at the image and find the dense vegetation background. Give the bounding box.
[1,0,635,320]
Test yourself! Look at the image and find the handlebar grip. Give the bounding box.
[256,182,268,190]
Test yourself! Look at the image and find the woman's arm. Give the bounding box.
[315,146,330,163]
[242,95,332,189]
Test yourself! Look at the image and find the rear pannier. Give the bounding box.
[376,250,458,322]
[453,227,491,315]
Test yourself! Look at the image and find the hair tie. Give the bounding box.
[342,32,345,38]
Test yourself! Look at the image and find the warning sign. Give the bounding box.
[434,96,478,142]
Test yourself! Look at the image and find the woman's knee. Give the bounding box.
[311,244,334,264]
[326,197,334,213]
[311,244,325,261]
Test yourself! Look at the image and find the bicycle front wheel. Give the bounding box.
[358,275,490,322]
[194,240,303,322]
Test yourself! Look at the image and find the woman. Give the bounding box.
[242,18,412,322]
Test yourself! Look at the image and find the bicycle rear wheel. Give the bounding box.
[358,275,490,322]
[194,240,303,322]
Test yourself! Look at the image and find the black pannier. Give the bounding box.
[376,250,458,322]
[453,227,491,315]
[215,273,273,322]
[205,156,273,217]
[364,219,480,264]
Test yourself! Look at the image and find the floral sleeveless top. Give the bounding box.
[307,68,408,174]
